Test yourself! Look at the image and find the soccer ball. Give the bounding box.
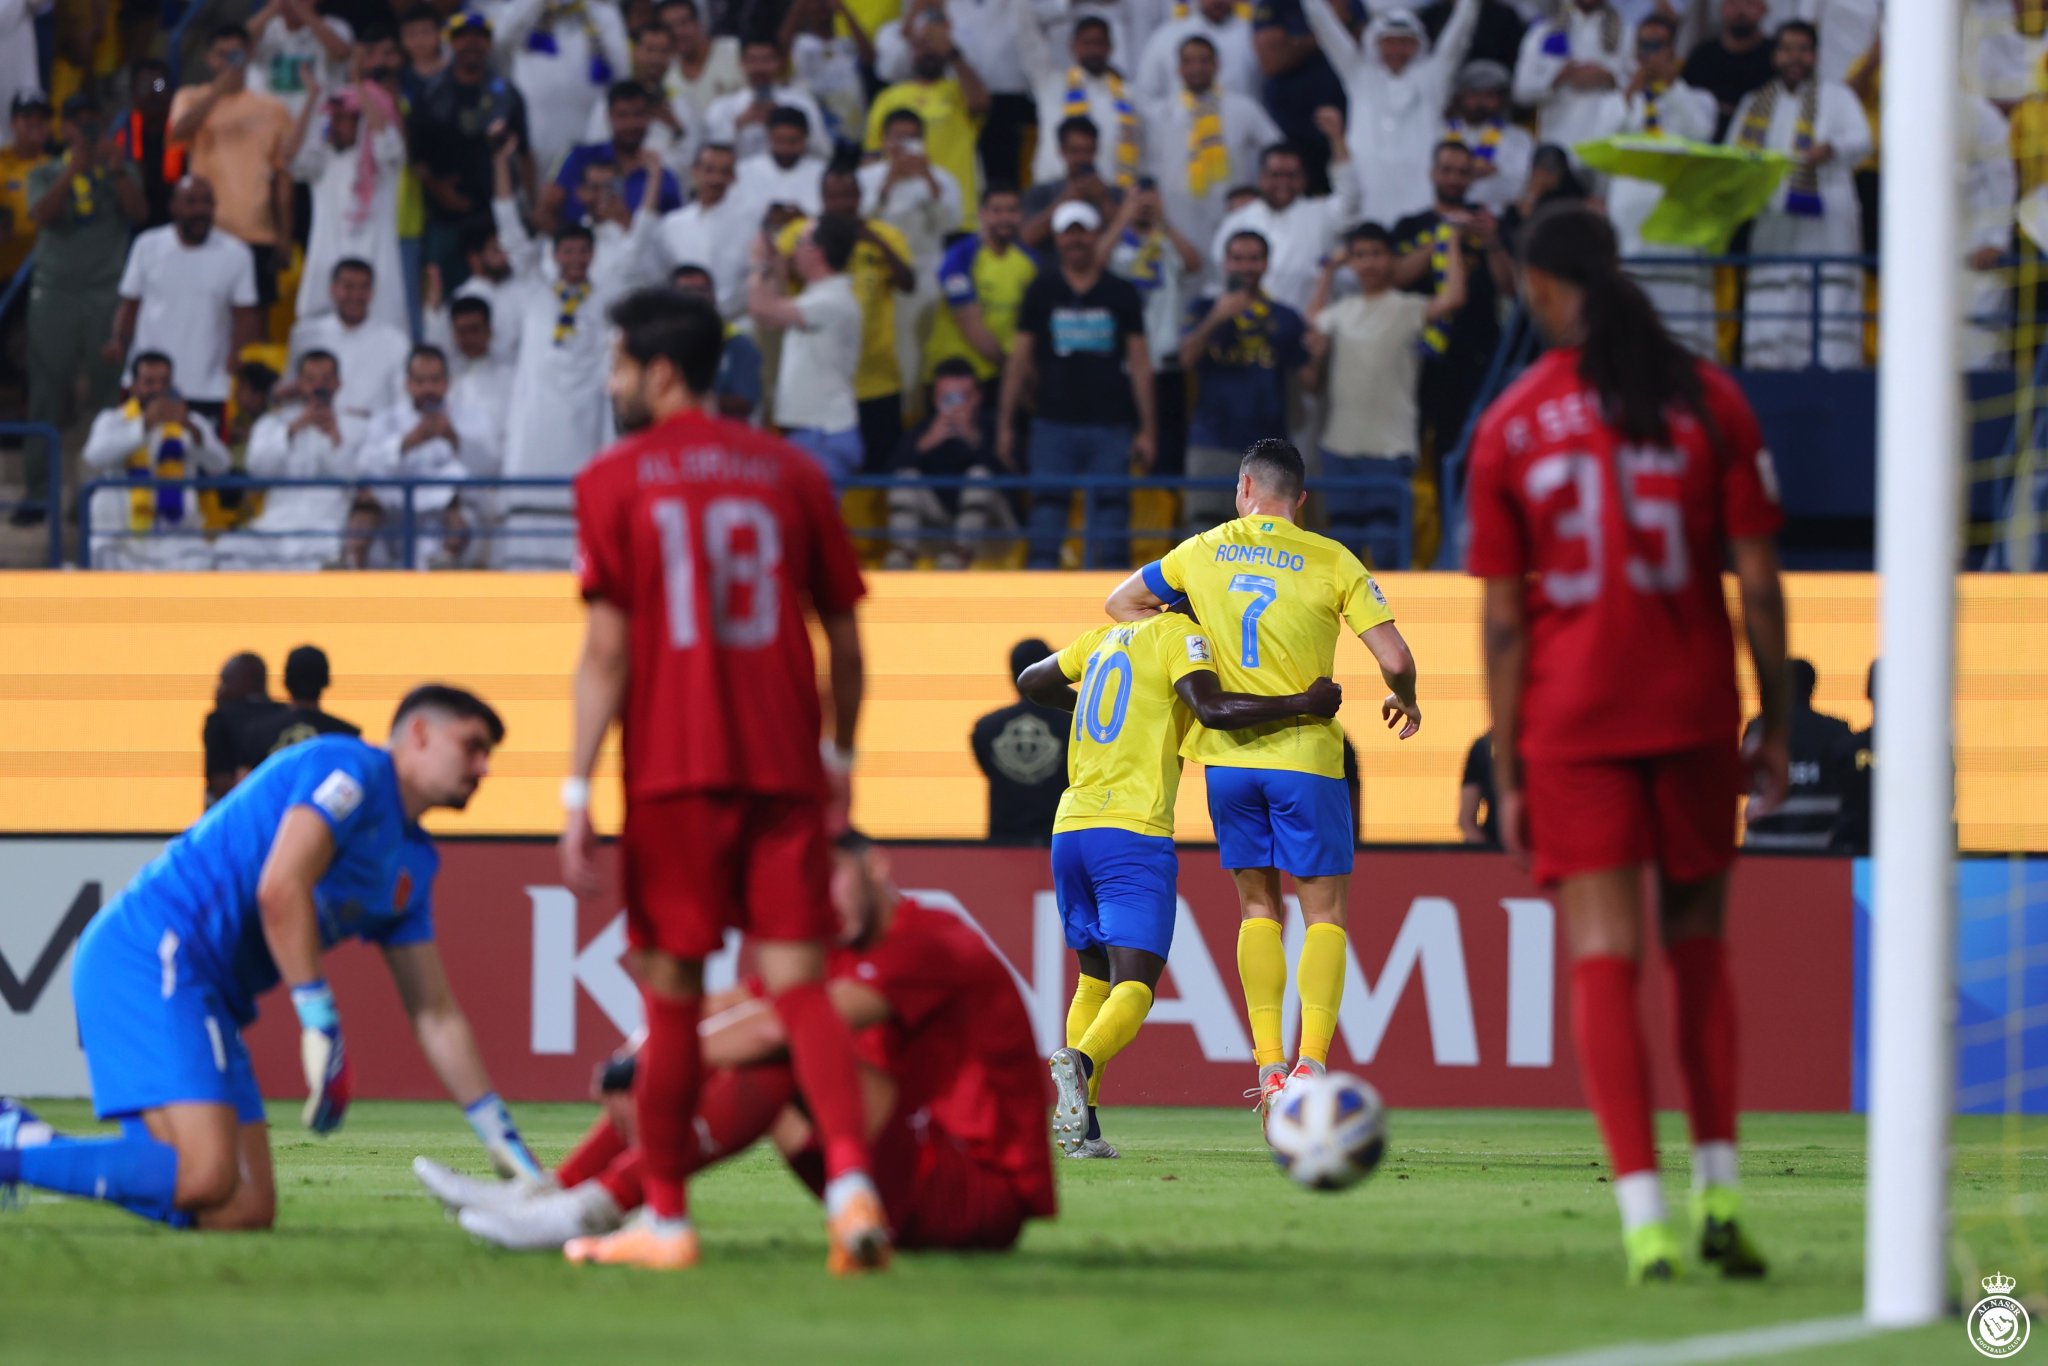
[1265,1072,1388,1191]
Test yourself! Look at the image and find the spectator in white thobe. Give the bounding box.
[581,25,700,176]
[734,107,830,218]
[1725,20,1870,369]
[1209,110,1359,314]
[291,86,408,334]
[659,142,755,319]
[359,344,502,566]
[1763,0,1880,85]
[1134,0,1260,103]
[489,139,661,567]
[214,350,365,570]
[1513,0,1632,158]
[287,257,412,423]
[492,0,632,171]
[81,351,233,571]
[1143,34,1281,279]
[443,296,518,451]
[1305,0,1479,226]
[1017,3,1146,187]
[1609,14,1719,355]
[701,37,833,162]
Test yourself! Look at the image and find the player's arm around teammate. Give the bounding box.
[1099,441,1422,1105]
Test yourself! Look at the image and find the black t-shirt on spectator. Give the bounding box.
[894,408,998,512]
[1742,706,1857,852]
[1417,0,1528,76]
[1392,206,1502,366]
[1682,39,1776,141]
[1461,733,1500,848]
[204,698,286,790]
[970,700,1071,844]
[409,71,532,221]
[235,704,363,774]
[1018,269,1146,427]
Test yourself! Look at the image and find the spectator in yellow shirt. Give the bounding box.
[777,162,919,469]
[0,94,52,283]
[865,8,988,230]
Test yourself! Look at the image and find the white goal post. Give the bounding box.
[1865,0,1962,1329]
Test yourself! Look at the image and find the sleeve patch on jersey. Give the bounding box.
[312,770,364,822]
[1756,447,1782,504]
[1185,634,1213,663]
[1369,580,1388,607]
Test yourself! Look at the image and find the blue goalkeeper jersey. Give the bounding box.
[102,734,438,1026]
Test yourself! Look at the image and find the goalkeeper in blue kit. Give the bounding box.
[0,685,544,1229]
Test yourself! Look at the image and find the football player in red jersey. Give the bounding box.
[1466,205,1790,1285]
[558,286,886,1273]
[418,832,1057,1257]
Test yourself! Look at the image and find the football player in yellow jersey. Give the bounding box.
[1105,439,1422,1116]
[1017,609,1342,1157]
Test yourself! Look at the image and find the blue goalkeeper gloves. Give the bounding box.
[292,981,352,1135]
[465,1093,545,1184]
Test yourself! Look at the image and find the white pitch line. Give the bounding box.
[1495,1315,1893,1366]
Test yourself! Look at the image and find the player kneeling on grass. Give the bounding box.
[1018,613,1342,1158]
[0,687,545,1229]
[1468,204,1787,1285]
[414,831,1056,1255]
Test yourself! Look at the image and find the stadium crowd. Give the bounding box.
[0,0,2028,570]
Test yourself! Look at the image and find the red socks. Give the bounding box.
[636,989,704,1220]
[772,981,872,1183]
[573,1064,801,1216]
[1570,956,1657,1178]
[598,1147,644,1211]
[1665,935,1739,1146]
[554,1114,628,1191]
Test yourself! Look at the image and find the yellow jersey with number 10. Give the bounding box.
[1052,613,1217,837]
[1152,514,1393,778]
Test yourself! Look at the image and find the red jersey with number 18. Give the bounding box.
[575,409,866,801]
[1464,351,1783,762]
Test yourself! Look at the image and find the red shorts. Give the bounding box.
[622,791,835,959]
[1522,742,1741,886]
[790,1111,1029,1252]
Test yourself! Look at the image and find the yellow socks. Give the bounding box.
[1076,982,1153,1076]
[1066,973,1111,1106]
[1237,918,1287,1067]
[1297,922,1348,1066]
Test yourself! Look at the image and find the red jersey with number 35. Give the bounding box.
[575,410,866,800]
[1464,350,1783,761]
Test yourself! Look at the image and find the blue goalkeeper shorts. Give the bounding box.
[1051,827,1179,960]
[71,899,265,1125]
[1206,767,1355,878]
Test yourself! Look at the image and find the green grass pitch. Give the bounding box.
[0,1101,2017,1364]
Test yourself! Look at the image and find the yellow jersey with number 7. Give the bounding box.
[1052,613,1218,837]
[1148,514,1393,778]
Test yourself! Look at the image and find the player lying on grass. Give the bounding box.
[1104,439,1421,1118]
[1017,612,1342,1158]
[1468,204,1786,1284]
[413,830,1056,1256]
[0,687,544,1230]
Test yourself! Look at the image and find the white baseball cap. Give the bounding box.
[1052,201,1103,233]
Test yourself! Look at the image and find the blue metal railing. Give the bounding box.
[1620,251,1879,368]
[0,250,32,331]
[76,472,1432,571]
[0,424,65,566]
